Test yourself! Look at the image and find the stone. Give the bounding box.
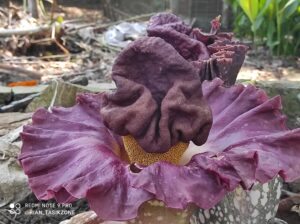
[25,81,115,112]
[0,140,31,207]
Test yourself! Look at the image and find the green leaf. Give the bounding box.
[252,15,264,31]
[266,21,279,54]
[257,0,273,17]
[250,0,273,32]
[266,1,276,19]
[267,21,275,41]
[238,0,251,21]
[238,0,259,23]
[251,0,259,19]
[292,21,300,32]
[281,0,299,19]
[270,40,280,47]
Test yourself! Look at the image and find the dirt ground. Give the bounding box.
[239,49,300,81]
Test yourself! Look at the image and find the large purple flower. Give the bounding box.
[19,14,300,222]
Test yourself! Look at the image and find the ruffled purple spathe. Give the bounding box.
[19,14,300,221]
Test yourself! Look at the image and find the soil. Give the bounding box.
[238,49,300,81]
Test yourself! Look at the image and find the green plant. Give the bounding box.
[227,0,252,39]
[273,0,299,55]
[228,0,300,56]
[238,0,272,42]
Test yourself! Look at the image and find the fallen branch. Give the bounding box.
[67,13,155,33]
[0,24,50,36]
[0,63,43,79]
[1,53,89,62]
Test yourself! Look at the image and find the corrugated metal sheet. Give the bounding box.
[171,0,223,30]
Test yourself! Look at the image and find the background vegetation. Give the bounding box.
[227,0,300,56]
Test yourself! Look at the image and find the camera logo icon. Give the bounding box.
[7,203,21,217]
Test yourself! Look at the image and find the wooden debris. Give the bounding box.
[0,24,50,36]
[0,63,43,80]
